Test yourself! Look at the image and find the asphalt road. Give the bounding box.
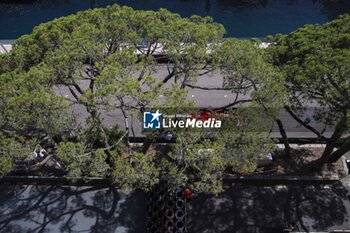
[0,185,148,233]
[1,44,334,139]
[1,182,350,233]
[188,182,350,233]
[54,64,334,139]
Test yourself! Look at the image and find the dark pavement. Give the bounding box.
[188,182,350,233]
[1,181,350,233]
[0,185,148,233]
[54,64,334,139]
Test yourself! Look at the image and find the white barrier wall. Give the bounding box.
[0,42,271,54]
[0,44,12,54]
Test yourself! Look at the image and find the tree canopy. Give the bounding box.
[269,14,350,168]
[1,4,285,193]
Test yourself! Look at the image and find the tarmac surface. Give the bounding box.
[1,181,350,233]
[0,43,336,139]
[54,64,334,139]
[188,182,350,233]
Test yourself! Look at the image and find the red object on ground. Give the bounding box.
[198,111,211,121]
[183,188,193,199]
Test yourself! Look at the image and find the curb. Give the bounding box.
[1,174,340,186]
[223,175,340,185]
[0,176,111,186]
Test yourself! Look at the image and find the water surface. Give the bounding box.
[0,0,350,39]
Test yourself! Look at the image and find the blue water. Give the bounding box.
[0,0,349,39]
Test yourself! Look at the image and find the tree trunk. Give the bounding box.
[309,117,347,169]
[88,108,114,168]
[119,103,131,156]
[142,136,152,154]
[284,106,326,140]
[276,119,291,159]
[327,138,350,163]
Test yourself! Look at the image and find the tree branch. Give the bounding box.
[213,99,252,111]
[68,86,80,102]
[276,119,291,158]
[185,84,232,91]
[30,154,54,170]
[284,106,327,140]
[327,135,350,163]
[161,70,175,84]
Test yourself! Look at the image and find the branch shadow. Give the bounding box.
[188,183,350,233]
[0,185,147,233]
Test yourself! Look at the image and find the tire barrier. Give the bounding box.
[174,188,186,232]
[151,206,159,215]
[157,210,164,219]
[156,220,164,229]
[175,210,184,219]
[165,209,175,219]
[175,199,185,209]
[175,220,185,231]
[176,190,183,198]
[165,219,175,229]
[147,184,188,233]
[166,199,174,209]
[157,199,165,210]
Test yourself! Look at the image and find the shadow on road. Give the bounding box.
[188,183,350,233]
[0,185,147,233]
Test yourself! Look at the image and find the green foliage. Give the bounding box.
[266,35,274,43]
[213,38,286,121]
[0,59,74,140]
[0,4,286,193]
[271,14,350,111]
[0,53,11,74]
[163,107,277,194]
[56,142,111,180]
[0,134,36,177]
[55,142,85,180]
[112,152,159,192]
[249,37,261,44]
[165,131,225,194]
[0,157,12,178]
[269,14,350,164]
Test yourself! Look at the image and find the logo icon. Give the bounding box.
[143,110,162,129]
